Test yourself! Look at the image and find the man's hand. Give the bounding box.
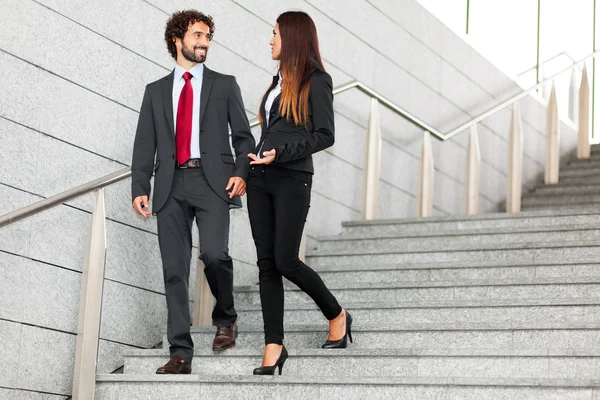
[226,177,246,198]
[132,195,152,217]
[248,149,276,165]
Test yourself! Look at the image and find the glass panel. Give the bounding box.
[539,0,592,62]
[468,0,538,79]
[539,0,593,122]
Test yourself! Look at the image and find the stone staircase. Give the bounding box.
[96,147,600,399]
[523,146,600,211]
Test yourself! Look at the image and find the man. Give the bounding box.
[131,10,255,374]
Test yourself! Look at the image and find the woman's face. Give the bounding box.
[270,23,281,60]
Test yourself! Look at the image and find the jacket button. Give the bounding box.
[172,154,175,159]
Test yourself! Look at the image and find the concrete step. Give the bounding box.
[95,374,600,399]
[521,204,600,212]
[554,167,600,178]
[234,276,600,307]
[553,175,600,185]
[173,320,600,351]
[121,347,600,380]
[326,222,600,241]
[570,149,600,160]
[522,195,600,206]
[315,261,600,285]
[307,241,600,268]
[529,183,600,196]
[309,227,600,255]
[233,298,600,327]
[334,209,600,239]
[566,159,600,169]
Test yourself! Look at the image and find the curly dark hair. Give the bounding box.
[164,10,215,60]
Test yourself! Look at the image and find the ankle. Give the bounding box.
[331,309,345,324]
[265,343,283,350]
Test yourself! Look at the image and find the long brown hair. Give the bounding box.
[260,11,325,127]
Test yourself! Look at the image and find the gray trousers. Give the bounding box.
[156,167,237,362]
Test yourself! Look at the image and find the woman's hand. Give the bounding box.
[248,149,276,165]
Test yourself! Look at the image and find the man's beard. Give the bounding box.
[181,40,208,64]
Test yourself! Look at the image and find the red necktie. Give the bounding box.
[176,72,193,164]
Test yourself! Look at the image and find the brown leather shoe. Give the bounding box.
[156,357,192,374]
[212,323,238,351]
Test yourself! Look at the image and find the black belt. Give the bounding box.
[176,158,202,169]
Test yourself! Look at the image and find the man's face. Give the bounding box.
[176,21,211,63]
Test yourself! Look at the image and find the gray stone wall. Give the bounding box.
[0,0,577,395]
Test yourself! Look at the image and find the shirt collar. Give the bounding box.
[174,63,205,81]
[273,71,283,82]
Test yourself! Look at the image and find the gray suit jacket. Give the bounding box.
[131,67,255,213]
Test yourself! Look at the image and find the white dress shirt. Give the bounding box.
[264,72,282,126]
[173,63,204,159]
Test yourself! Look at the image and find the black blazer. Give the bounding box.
[131,67,255,213]
[256,69,335,174]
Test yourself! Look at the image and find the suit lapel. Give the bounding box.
[199,66,215,126]
[162,71,175,137]
[259,87,270,136]
[267,93,283,129]
[262,74,282,132]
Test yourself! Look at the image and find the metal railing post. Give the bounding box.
[192,247,214,327]
[465,125,481,215]
[507,103,524,213]
[72,189,107,400]
[545,84,560,184]
[578,65,591,159]
[362,98,382,220]
[417,131,434,217]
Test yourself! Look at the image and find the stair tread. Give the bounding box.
[315,224,600,242]
[236,275,600,292]
[234,297,600,311]
[532,182,600,189]
[95,374,600,388]
[308,259,600,272]
[184,319,600,333]
[122,347,600,358]
[307,239,600,257]
[311,261,600,273]
[522,204,600,210]
[339,209,600,227]
[523,195,600,201]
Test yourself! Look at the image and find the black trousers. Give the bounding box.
[247,164,342,345]
[156,167,237,362]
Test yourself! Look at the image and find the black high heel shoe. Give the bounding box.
[253,345,288,375]
[322,310,353,349]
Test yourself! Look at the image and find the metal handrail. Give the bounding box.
[2,49,599,228]
[338,49,600,141]
[517,51,580,78]
[0,168,130,228]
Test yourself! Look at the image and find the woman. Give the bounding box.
[246,11,353,376]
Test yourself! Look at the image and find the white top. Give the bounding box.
[264,72,282,126]
[172,63,204,159]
